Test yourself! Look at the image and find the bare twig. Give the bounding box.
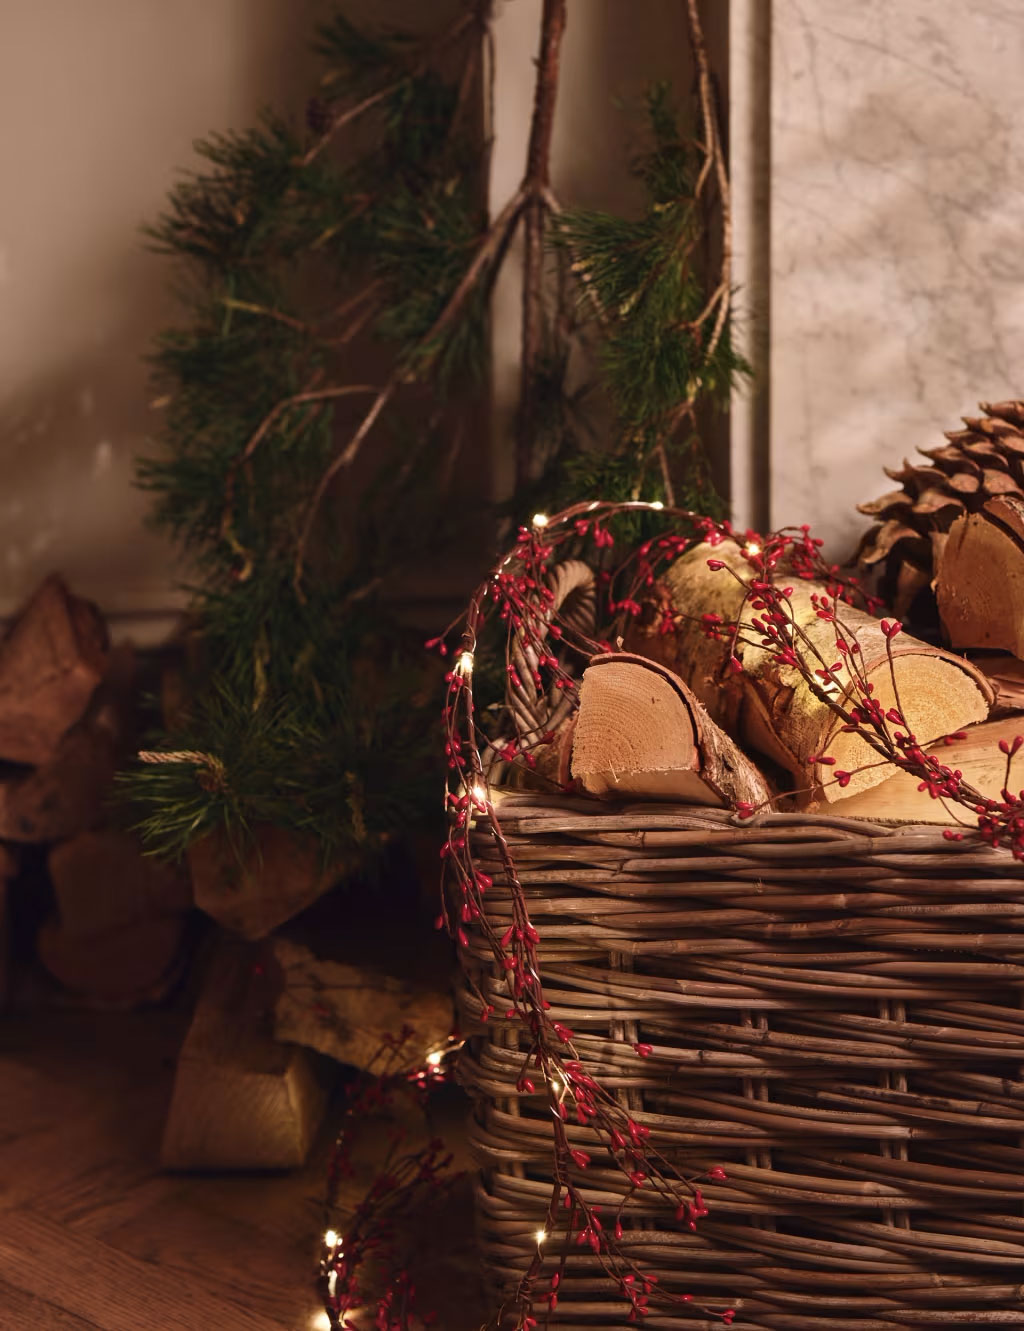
[217,298,307,332]
[220,380,377,577]
[516,0,568,491]
[293,188,526,590]
[685,0,732,364]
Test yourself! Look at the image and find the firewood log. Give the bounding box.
[161,940,330,1170]
[0,721,117,842]
[271,938,454,1073]
[0,576,108,765]
[827,716,1024,822]
[936,496,1024,657]
[628,541,993,803]
[187,824,344,940]
[36,911,186,1004]
[972,654,1024,715]
[571,653,772,807]
[48,829,192,938]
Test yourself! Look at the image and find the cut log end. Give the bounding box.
[571,653,771,808]
[937,499,1024,657]
[821,654,991,802]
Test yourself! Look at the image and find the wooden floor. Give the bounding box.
[0,1006,330,1330]
[0,1005,482,1331]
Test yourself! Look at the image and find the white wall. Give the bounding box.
[0,0,335,636]
[731,0,1024,558]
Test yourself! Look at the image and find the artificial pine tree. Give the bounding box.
[127,0,745,869]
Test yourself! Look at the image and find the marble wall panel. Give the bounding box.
[768,0,1024,556]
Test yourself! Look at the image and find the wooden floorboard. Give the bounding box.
[0,1009,328,1330]
[0,1212,292,1331]
[0,1282,102,1331]
[0,1006,483,1330]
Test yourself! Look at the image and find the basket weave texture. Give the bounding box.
[458,793,1024,1329]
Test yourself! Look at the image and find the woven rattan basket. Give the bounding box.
[457,792,1024,1329]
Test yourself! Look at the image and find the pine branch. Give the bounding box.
[292,185,526,589]
[301,5,481,167]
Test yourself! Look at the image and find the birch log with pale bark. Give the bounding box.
[627,541,994,804]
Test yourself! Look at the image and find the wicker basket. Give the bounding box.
[457,792,1024,1329]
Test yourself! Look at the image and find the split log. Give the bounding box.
[973,654,1024,716]
[0,721,117,842]
[829,717,1024,823]
[48,830,192,938]
[161,941,330,1170]
[187,824,344,940]
[36,911,186,1004]
[271,937,453,1073]
[571,652,772,807]
[628,541,993,803]
[936,496,1024,656]
[0,575,108,765]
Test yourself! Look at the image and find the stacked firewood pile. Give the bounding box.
[0,575,191,1007]
[0,576,452,1172]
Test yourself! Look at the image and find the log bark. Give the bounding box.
[271,938,454,1073]
[628,540,993,803]
[187,824,344,940]
[936,495,1024,656]
[0,576,108,765]
[48,829,192,938]
[161,940,330,1170]
[571,652,772,807]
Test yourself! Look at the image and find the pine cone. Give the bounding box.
[857,400,1024,619]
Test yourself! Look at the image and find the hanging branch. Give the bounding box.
[517,0,569,491]
[684,0,732,365]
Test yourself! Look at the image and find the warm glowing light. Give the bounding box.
[745,542,761,556]
[649,500,664,510]
[324,1229,340,1249]
[471,782,488,804]
[456,650,474,676]
[425,1049,444,1068]
[532,512,549,527]
[310,1312,332,1331]
[536,1229,548,1244]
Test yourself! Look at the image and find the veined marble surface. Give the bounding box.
[769,0,1024,556]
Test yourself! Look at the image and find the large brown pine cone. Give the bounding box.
[857,400,1024,619]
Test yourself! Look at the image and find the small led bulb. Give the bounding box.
[456,650,474,676]
[324,1229,339,1249]
[471,783,488,804]
[649,500,664,510]
[535,1229,548,1244]
[425,1049,444,1068]
[532,513,549,528]
[745,542,761,557]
